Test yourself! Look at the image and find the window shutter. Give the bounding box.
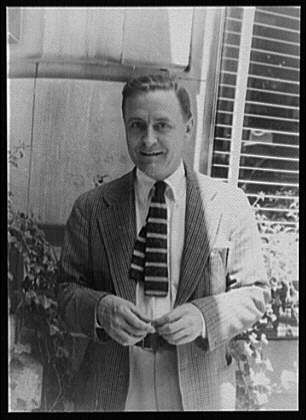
[211,6,299,230]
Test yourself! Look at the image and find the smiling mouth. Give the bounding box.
[140,151,163,157]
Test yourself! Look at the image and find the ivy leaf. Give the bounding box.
[38,294,52,309]
[264,358,274,372]
[13,343,31,354]
[63,400,74,411]
[243,342,253,358]
[49,324,60,336]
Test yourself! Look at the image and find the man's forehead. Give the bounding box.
[124,89,182,116]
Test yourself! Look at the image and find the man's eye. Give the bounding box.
[155,122,170,131]
[129,121,143,130]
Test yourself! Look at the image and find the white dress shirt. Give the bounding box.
[125,161,205,410]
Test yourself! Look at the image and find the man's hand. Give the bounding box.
[97,295,155,346]
[153,303,204,345]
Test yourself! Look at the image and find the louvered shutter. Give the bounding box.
[211,6,299,231]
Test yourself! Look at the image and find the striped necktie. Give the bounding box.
[129,181,168,297]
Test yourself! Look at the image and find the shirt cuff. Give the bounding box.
[95,294,107,329]
[200,312,206,338]
[94,298,111,342]
[95,301,103,328]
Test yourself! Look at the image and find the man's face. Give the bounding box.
[123,90,193,180]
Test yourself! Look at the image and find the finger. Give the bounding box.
[124,308,154,332]
[153,307,184,327]
[113,324,147,346]
[158,326,185,338]
[152,312,173,327]
[156,319,186,336]
[172,335,194,345]
[129,305,152,323]
[111,328,133,346]
[162,329,191,345]
[122,320,149,338]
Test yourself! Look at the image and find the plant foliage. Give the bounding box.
[233,193,299,410]
[8,145,298,411]
[8,147,75,411]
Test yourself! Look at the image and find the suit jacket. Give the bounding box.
[58,164,270,411]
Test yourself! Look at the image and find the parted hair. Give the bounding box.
[122,73,192,121]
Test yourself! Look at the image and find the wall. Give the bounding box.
[8,8,223,226]
[9,77,199,225]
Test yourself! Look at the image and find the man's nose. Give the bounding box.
[142,125,157,147]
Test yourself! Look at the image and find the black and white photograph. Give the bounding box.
[7,6,299,412]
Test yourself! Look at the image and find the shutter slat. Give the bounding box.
[219,110,299,123]
[238,179,298,187]
[216,123,299,138]
[255,10,300,31]
[245,100,298,110]
[256,8,300,22]
[256,207,297,213]
[252,33,300,47]
[216,137,299,146]
[246,193,298,200]
[252,21,300,34]
[219,98,299,111]
[250,47,300,59]
[256,6,300,19]
[223,70,299,85]
[214,164,298,175]
[250,60,298,72]
[221,83,299,97]
[214,150,299,162]
[257,221,297,226]
[248,74,299,85]
[215,178,298,188]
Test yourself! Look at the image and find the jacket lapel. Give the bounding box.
[175,167,222,306]
[96,165,222,306]
[96,170,137,304]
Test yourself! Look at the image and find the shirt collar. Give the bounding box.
[135,161,186,203]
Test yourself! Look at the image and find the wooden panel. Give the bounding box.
[28,79,133,224]
[123,8,193,67]
[166,8,193,67]
[36,62,174,82]
[7,8,22,44]
[8,78,35,213]
[8,8,44,59]
[9,7,198,78]
[8,60,37,79]
[42,8,124,62]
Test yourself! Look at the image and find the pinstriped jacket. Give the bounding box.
[58,164,270,411]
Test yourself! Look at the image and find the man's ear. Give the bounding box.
[185,117,194,139]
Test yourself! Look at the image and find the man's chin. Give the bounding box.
[138,163,167,181]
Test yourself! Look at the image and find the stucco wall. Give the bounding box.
[9,77,199,224]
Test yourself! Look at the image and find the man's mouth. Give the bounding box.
[140,151,163,157]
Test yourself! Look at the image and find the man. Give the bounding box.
[58,73,270,411]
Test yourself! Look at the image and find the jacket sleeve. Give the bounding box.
[191,188,271,352]
[57,194,109,341]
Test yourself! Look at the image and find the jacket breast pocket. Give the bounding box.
[207,247,229,295]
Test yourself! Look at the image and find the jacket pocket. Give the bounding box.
[208,248,228,295]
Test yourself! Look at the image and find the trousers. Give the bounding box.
[125,346,183,411]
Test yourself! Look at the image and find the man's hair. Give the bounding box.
[121,73,192,121]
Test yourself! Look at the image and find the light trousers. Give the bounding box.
[125,346,183,411]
